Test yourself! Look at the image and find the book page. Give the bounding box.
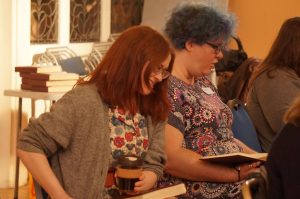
[199,153,267,166]
[123,183,186,199]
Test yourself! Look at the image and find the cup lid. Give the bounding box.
[117,155,143,167]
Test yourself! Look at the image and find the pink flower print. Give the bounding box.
[113,136,125,148]
[117,108,125,115]
[197,135,214,150]
[125,132,134,142]
[192,115,202,127]
[143,139,149,149]
[200,108,215,124]
[182,102,194,117]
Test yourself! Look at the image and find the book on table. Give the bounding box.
[15,65,62,73]
[21,84,32,90]
[31,85,74,92]
[199,152,268,166]
[28,79,78,87]
[27,72,79,81]
[120,183,186,199]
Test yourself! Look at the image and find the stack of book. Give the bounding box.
[15,66,79,92]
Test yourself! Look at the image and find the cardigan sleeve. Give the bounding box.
[142,119,166,179]
[17,90,78,157]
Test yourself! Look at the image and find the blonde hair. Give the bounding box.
[284,95,300,126]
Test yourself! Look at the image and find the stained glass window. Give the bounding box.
[31,0,58,44]
[111,0,144,34]
[70,0,101,42]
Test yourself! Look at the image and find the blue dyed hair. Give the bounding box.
[164,3,236,49]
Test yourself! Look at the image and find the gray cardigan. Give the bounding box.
[17,84,166,199]
[247,69,300,151]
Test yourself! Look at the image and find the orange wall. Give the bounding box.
[228,0,300,59]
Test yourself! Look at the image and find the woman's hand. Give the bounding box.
[235,161,262,181]
[134,170,157,192]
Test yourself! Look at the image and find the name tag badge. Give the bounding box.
[202,87,214,95]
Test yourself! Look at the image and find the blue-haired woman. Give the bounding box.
[158,3,259,198]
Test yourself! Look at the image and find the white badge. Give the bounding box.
[202,87,214,95]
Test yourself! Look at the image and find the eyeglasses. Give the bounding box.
[206,42,226,54]
[153,65,171,79]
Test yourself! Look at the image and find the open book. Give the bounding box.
[199,152,267,166]
[123,183,186,199]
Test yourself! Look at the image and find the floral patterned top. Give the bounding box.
[158,75,243,199]
[106,107,149,197]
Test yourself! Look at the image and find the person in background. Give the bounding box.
[266,94,300,199]
[247,17,300,152]
[17,25,173,199]
[158,3,260,199]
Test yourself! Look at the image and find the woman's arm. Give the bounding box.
[164,124,258,182]
[143,120,166,177]
[17,90,79,198]
[17,150,72,199]
[135,119,167,192]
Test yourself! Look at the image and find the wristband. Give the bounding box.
[234,166,241,181]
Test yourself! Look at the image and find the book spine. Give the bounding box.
[15,66,62,73]
[21,78,31,84]
[21,83,32,90]
[15,66,35,73]
[29,74,51,80]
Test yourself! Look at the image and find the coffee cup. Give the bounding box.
[115,155,143,195]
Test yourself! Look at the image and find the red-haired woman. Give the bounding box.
[17,25,173,199]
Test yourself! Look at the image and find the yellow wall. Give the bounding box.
[229,0,300,59]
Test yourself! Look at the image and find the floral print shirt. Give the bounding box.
[158,75,243,199]
[108,107,149,159]
[106,107,149,196]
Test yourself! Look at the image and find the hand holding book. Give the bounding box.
[199,152,267,181]
[234,161,262,181]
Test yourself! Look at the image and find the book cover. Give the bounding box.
[15,66,62,73]
[19,72,33,79]
[21,78,30,84]
[31,85,74,92]
[29,72,79,81]
[199,153,267,166]
[121,183,186,199]
[28,79,77,87]
[21,83,32,90]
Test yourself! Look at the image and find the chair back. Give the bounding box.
[228,99,263,152]
[242,169,267,199]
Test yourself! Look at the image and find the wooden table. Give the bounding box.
[3,89,66,199]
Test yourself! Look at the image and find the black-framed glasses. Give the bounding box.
[152,53,174,79]
[153,65,171,79]
[206,42,226,54]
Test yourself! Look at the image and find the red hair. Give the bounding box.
[79,26,172,123]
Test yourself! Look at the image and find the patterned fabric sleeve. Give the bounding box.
[167,81,186,134]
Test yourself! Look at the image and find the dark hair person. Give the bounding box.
[266,95,300,199]
[157,3,260,199]
[17,25,173,199]
[247,17,300,152]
